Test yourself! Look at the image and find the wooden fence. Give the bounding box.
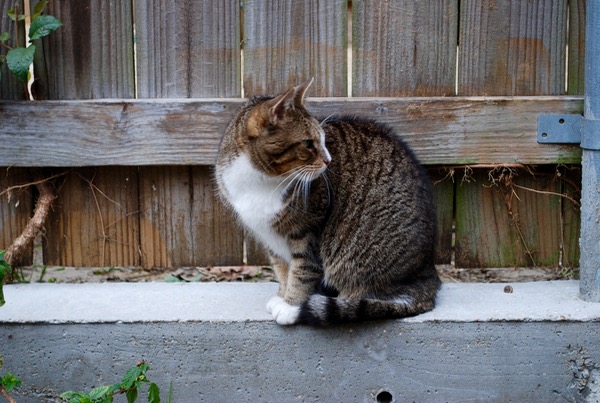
[0,0,584,271]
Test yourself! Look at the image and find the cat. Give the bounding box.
[215,78,441,326]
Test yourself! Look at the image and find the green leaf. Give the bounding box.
[6,8,25,22]
[126,386,138,403]
[29,15,63,41]
[148,383,160,403]
[0,32,10,42]
[0,250,10,307]
[121,365,143,389]
[88,384,115,400]
[6,45,35,82]
[32,0,49,20]
[1,371,22,392]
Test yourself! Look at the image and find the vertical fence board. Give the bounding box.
[191,166,244,266]
[455,170,526,268]
[567,0,586,95]
[243,0,348,96]
[33,2,138,267]
[456,168,566,268]
[34,0,135,99]
[0,168,33,265]
[428,169,454,265]
[458,0,568,96]
[0,1,28,257]
[456,0,571,268]
[135,0,240,98]
[45,168,140,267]
[0,0,25,100]
[352,0,458,97]
[138,166,192,268]
[135,0,243,268]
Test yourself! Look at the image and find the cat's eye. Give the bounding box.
[301,139,314,149]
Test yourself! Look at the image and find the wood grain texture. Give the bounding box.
[34,1,135,99]
[138,166,244,268]
[0,168,33,265]
[428,168,454,264]
[135,0,242,268]
[0,97,583,167]
[459,0,568,96]
[243,0,347,96]
[44,168,140,267]
[191,166,243,266]
[0,0,26,100]
[352,0,458,96]
[135,0,241,98]
[455,167,567,268]
[567,0,586,95]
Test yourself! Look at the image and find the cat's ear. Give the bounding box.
[292,77,314,107]
[266,78,314,125]
[266,87,297,125]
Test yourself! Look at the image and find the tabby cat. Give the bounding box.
[215,78,441,326]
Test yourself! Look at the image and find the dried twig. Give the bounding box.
[0,385,17,403]
[4,179,57,267]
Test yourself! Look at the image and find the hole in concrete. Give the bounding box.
[559,118,565,124]
[541,132,548,138]
[376,390,393,403]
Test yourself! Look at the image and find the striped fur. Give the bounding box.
[215,79,441,326]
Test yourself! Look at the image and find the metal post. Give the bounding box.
[580,1,600,302]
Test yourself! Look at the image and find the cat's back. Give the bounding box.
[321,116,431,200]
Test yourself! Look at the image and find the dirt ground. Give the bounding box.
[15,264,573,284]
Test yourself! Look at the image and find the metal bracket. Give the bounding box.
[537,114,582,144]
[537,114,600,150]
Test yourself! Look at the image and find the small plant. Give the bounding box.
[0,352,22,403]
[0,251,11,307]
[60,361,161,403]
[0,1,62,86]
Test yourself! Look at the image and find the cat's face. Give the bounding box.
[240,79,331,180]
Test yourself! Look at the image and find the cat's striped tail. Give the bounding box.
[296,283,440,326]
[266,278,440,326]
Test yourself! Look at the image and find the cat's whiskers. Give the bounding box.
[320,113,336,127]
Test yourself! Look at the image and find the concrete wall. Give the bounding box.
[1,281,600,402]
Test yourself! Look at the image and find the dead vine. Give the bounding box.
[3,176,58,268]
[436,164,581,268]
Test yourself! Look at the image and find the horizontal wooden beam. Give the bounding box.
[0,97,583,166]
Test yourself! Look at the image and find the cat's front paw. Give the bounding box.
[266,296,300,325]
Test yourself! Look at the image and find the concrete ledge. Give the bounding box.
[1,281,599,402]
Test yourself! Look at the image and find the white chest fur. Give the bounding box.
[220,154,292,262]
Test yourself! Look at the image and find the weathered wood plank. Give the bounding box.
[455,167,571,268]
[243,0,347,96]
[567,0,586,95]
[0,0,26,100]
[0,97,583,166]
[135,0,243,268]
[190,165,243,266]
[138,166,193,268]
[34,1,135,99]
[28,2,137,268]
[44,168,140,267]
[135,0,240,98]
[428,168,454,264]
[459,0,568,95]
[352,0,458,96]
[0,168,33,265]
